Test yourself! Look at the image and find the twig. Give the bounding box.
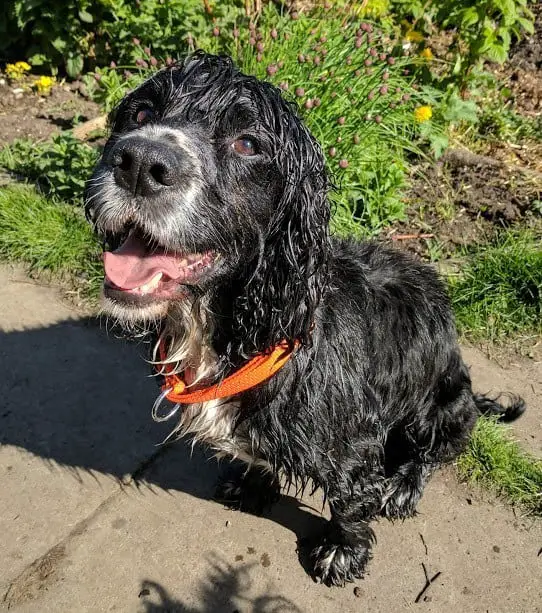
[419,533,428,556]
[414,563,442,603]
[392,233,435,241]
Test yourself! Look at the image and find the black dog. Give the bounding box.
[85,51,525,586]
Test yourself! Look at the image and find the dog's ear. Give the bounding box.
[232,116,331,357]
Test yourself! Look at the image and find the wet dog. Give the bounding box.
[85,51,525,586]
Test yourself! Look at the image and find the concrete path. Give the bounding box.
[1,264,540,613]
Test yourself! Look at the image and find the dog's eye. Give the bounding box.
[134,106,154,125]
[232,137,258,156]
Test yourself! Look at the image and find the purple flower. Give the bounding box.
[364,58,372,66]
[271,28,278,39]
[387,56,396,65]
[382,71,390,80]
[212,27,220,37]
[367,89,375,100]
[233,28,240,38]
[337,116,346,125]
[379,85,388,95]
[339,159,349,168]
[305,99,314,109]
[256,41,264,52]
[279,81,289,90]
[355,38,363,49]
[133,37,140,46]
[150,56,158,67]
[110,61,116,68]
[267,64,278,76]
[295,86,305,97]
[298,54,305,63]
[374,115,383,123]
[144,46,151,55]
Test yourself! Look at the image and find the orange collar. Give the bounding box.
[158,339,297,404]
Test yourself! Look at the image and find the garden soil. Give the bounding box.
[1,264,540,613]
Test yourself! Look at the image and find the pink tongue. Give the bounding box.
[103,232,184,290]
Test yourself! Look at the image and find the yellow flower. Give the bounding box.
[5,61,31,81]
[414,106,433,122]
[34,75,55,95]
[420,47,434,60]
[405,30,424,43]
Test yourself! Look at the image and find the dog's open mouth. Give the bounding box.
[103,228,216,301]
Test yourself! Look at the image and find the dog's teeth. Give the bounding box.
[137,272,163,294]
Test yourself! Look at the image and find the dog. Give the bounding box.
[85,51,525,586]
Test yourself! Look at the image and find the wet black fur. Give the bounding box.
[85,52,526,587]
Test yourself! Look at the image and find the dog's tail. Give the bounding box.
[473,393,526,423]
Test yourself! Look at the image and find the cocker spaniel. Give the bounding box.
[85,51,525,586]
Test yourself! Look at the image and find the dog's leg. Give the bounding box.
[214,462,280,515]
[380,461,436,519]
[311,443,385,586]
[382,378,477,520]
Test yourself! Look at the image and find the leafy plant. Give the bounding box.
[0,133,99,203]
[390,0,534,88]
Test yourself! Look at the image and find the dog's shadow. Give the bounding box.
[0,317,327,572]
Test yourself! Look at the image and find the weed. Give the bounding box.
[0,133,98,203]
[459,416,542,516]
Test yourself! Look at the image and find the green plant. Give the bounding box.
[1,0,242,77]
[0,184,102,295]
[448,229,542,343]
[390,0,534,88]
[458,416,542,516]
[0,133,99,203]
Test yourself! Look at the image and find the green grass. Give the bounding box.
[448,230,542,343]
[458,417,542,516]
[0,184,102,296]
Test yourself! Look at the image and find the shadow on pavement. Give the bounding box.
[138,558,303,612]
[1,317,327,566]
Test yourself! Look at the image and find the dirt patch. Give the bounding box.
[0,78,99,147]
[391,148,542,260]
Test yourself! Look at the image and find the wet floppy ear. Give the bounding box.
[232,121,331,356]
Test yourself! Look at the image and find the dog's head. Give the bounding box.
[85,52,331,355]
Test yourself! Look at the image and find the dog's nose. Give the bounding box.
[109,137,181,196]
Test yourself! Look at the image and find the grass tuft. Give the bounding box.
[448,230,542,343]
[0,184,102,296]
[458,417,542,516]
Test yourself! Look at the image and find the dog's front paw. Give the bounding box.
[310,541,371,587]
[214,465,280,515]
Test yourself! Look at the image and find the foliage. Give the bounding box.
[0,133,99,203]
[448,230,542,343]
[389,0,534,87]
[458,416,542,516]
[1,0,243,77]
[0,184,102,295]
